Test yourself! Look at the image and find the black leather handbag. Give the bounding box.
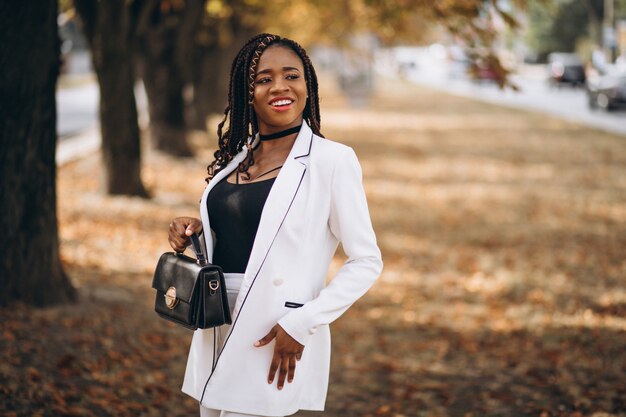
[152,234,231,330]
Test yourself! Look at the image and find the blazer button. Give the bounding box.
[273,278,284,286]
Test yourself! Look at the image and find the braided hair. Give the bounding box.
[206,33,323,182]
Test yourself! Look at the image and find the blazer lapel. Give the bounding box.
[233,123,313,312]
[203,123,313,372]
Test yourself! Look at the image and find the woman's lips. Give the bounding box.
[270,98,294,112]
[269,97,295,112]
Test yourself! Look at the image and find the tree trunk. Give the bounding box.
[177,0,209,131]
[0,1,77,307]
[192,25,256,128]
[194,44,230,118]
[136,0,193,156]
[75,0,149,197]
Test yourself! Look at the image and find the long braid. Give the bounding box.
[207,33,323,182]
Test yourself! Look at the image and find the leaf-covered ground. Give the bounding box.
[1,76,625,417]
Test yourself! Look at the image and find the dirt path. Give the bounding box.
[1,76,625,417]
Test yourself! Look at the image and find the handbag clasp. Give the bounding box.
[165,286,179,309]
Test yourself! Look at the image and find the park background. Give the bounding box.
[1,1,626,416]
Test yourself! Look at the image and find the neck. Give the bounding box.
[259,124,302,141]
[255,132,297,155]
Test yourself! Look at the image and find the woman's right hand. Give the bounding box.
[168,217,203,252]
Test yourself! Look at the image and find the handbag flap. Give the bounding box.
[152,252,200,303]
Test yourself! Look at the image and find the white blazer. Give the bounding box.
[182,122,383,416]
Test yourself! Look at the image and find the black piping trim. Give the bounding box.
[294,132,313,159]
[212,327,217,370]
[199,164,307,403]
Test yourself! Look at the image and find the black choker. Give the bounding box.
[259,125,301,141]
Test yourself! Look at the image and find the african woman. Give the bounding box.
[168,33,382,417]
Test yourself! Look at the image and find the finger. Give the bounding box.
[185,219,203,236]
[172,219,188,236]
[168,236,187,252]
[170,218,202,250]
[168,222,188,251]
[277,355,289,390]
[267,354,280,384]
[168,236,184,252]
[185,222,200,236]
[287,354,296,383]
[254,326,277,347]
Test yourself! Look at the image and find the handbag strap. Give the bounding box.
[189,233,207,266]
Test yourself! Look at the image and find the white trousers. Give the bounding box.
[199,405,283,417]
[223,272,244,315]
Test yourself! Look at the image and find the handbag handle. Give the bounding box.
[189,233,207,266]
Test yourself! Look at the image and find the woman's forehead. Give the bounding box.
[256,45,304,72]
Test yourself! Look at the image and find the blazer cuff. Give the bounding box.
[277,311,314,346]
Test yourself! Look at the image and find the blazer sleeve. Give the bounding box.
[278,147,383,345]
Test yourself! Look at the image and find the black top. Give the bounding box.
[207,176,276,273]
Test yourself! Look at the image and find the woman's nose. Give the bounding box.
[270,78,289,92]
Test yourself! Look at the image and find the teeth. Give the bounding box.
[272,99,292,106]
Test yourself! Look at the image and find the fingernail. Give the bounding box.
[268,379,273,384]
[288,378,293,383]
[278,385,283,390]
[254,341,260,347]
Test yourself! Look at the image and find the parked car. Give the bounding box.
[468,59,501,84]
[547,52,586,86]
[446,47,500,83]
[586,65,626,111]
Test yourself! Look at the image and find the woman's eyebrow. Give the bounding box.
[256,66,302,75]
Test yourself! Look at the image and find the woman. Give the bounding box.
[168,33,382,417]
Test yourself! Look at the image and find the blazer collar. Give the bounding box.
[286,121,313,161]
[219,121,313,172]
[246,122,312,159]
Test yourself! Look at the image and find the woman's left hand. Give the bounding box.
[254,324,304,390]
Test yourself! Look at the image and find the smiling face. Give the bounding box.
[252,45,308,134]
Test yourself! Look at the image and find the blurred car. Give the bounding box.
[586,65,626,111]
[547,52,586,86]
[446,47,500,83]
[398,60,418,78]
[468,59,500,83]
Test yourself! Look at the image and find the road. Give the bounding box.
[381,47,626,136]
[55,51,150,164]
[56,48,626,144]
[57,81,99,139]
[57,83,147,140]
